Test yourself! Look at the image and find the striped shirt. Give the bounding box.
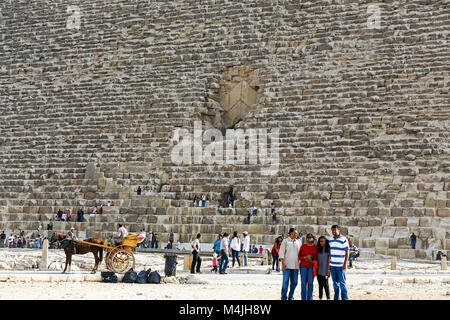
[329,234,349,267]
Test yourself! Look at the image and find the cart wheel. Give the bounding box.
[110,249,135,274]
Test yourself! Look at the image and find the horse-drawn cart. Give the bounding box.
[74,233,145,274]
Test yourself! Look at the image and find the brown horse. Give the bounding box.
[49,232,104,274]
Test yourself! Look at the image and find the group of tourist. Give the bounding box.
[191,231,254,274]
[54,203,114,223]
[279,225,351,300]
[193,194,209,207]
[0,231,41,249]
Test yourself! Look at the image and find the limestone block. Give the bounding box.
[362,239,375,248]
[381,227,396,238]
[399,249,416,259]
[389,238,398,248]
[371,227,382,238]
[375,248,388,255]
[437,209,450,217]
[394,218,407,226]
[387,249,400,257]
[394,227,410,239]
[415,250,427,259]
[375,238,389,249]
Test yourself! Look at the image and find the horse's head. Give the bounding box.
[50,232,65,244]
[49,232,57,244]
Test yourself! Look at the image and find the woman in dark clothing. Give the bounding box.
[316,236,331,300]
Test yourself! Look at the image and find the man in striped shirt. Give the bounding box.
[329,225,349,300]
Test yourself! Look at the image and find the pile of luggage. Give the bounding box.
[101,268,161,284]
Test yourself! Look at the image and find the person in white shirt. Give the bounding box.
[191,233,202,274]
[176,240,181,250]
[219,233,230,274]
[112,224,128,246]
[242,231,250,267]
[230,231,241,267]
[279,227,301,300]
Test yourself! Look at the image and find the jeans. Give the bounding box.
[330,266,348,300]
[219,249,229,273]
[191,251,201,273]
[281,269,299,300]
[300,265,314,300]
[316,274,330,299]
[272,254,279,270]
[411,240,416,249]
[232,249,241,266]
[243,251,248,266]
[349,255,356,268]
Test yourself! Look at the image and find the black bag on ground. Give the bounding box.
[101,271,118,283]
[136,268,151,284]
[103,274,118,283]
[122,268,138,283]
[147,270,161,284]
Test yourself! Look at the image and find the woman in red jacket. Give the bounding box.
[271,236,282,272]
[298,233,318,300]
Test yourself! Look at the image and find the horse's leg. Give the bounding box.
[92,249,98,274]
[63,250,69,273]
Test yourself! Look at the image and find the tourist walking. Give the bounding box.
[191,233,202,274]
[219,233,230,274]
[211,252,218,273]
[242,231,250,267]
[299,233,318,300]
[329,225,349,300]
[348,240,359,268]
[213,234,222,255]
[230,232,241,267]
[272,236,282,272]
[279,227,301,300]
[137,186,142,195]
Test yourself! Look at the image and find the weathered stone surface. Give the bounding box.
[0,0,447,259]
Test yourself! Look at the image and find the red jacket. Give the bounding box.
[298,244,318,267]
[272,244,280,255]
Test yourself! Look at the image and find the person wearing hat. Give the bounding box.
[242,231,250,267]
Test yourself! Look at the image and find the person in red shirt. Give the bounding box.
[298,233,318,300]
[271,236,282,272]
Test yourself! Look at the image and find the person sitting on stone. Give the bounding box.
[67,227,78,254]
[112,224,128,246]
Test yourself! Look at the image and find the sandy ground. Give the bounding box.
[0,249,449,300]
